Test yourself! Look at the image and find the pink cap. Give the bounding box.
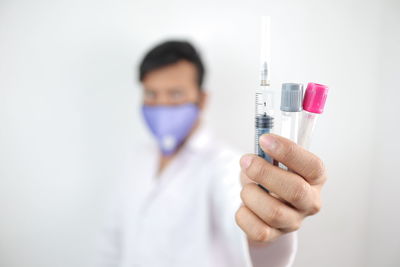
[303,83,329,114]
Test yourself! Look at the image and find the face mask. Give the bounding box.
[142,103,200,155]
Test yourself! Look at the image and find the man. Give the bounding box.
[96,40,326,267]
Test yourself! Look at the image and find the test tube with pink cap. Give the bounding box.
[298,83,329,149]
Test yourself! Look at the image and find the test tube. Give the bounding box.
[298,83,329,149]
[280,83,304,142]
[279,83,303,170]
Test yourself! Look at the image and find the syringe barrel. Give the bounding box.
[255,114,274,163]
[255,86,275,116]
[297,111,318,149]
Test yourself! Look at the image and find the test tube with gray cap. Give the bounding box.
[280,83,304,143]
[279,83,303,170]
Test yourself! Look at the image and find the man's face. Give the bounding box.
[142,60,206,108]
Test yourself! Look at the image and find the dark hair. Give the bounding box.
[139,40,205,88]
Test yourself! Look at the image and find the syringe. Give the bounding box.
[255,16,275,163]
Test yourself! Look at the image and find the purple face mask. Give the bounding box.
[142,103,200,155]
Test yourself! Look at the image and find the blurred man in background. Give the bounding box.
[96,40,326,267]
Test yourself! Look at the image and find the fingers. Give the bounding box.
[240,154,319,212]
[240,183,302,231]
[240,170,253,186]
[259,134,327,185]
[235,205,282,243]
[237,134,326,242]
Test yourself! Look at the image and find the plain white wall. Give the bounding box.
[365,0,400,266]
[0,0,398,266]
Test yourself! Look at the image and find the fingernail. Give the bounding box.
[260,134,278,152]
[240,155,253,169]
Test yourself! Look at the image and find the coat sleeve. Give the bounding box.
[248,232,298,267]
[210,148,297,267]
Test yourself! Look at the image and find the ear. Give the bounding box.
[198,91,208,110]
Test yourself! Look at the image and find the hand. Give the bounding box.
[235,134,327,243]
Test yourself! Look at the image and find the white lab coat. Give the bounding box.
[95,127,297,267]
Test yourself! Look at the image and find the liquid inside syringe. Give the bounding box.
[255,82,274,163]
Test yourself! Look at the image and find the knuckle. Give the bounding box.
[288,221,301,232]
[309,157,327,182]
[249,158,270,183]
[281,142,296,162]
[308,199,322,215]
[253,226,270,242]
[290,182,311,204]
[268,205,285,225]
[240,171,247,183]
[240,184,252,202]
[315,157,326,174]
[235,206,246,225]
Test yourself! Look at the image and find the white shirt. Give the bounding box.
[95,127,297,267]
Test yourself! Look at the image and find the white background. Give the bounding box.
[0,0,399,266]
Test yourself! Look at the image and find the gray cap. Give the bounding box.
[280,83,304,112]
